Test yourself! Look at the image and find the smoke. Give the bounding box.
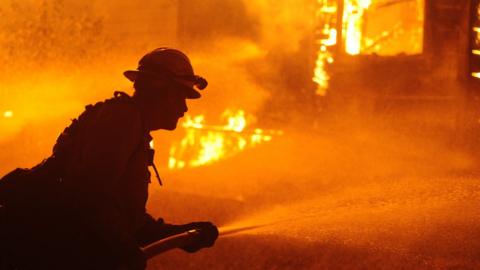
[0,0,130,171]
[0,0,319,150]
[2,2,480,269]
[174,0,318,124]
[242,0,316,53]
[184,39,270,120]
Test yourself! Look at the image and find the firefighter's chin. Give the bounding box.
[156,117,180,131]
[164,122,178,131]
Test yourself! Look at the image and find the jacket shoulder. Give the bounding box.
[53,93,144,157]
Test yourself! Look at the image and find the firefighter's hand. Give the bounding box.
[180,222,218,253]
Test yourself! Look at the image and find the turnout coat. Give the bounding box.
[0,92,163,269]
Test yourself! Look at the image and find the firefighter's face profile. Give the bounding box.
[141,78,189,131]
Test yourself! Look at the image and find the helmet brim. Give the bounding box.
[123,70,201,99]
[123,70,139,82]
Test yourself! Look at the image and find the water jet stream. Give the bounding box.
[144,221,286,259]
[218,223,273,237]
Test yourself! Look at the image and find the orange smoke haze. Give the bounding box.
[1,1,480,269]
[0,0,317,172]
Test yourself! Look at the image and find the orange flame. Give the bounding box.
[168,110,282,170]
[343,0,371,55]
[3,110,14,118]
[312,0,338,96]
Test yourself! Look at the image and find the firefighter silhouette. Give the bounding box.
[0,48,218,270]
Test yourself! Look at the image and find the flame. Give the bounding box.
[168,110,282,170]
[472,5,480,79]
[3,110,13,118]
[149,140,155,149]
[312,0,338,95]
[313,0,425,89]
[473,28,480,78]
[224,110,247,132]
[343,0,371,55]
[472,72,480,79]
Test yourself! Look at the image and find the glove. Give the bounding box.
[180,222,219,253]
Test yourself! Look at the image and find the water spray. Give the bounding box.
[143,208,312,259]
[142,223,269,259]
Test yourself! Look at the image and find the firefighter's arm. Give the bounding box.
[135,214,218,253]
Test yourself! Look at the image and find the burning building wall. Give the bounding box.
[313,0,476,136]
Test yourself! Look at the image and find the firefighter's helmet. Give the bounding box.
[124,47,207,99]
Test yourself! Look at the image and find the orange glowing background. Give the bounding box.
[1,1,480,269]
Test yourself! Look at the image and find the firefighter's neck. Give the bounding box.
[133,95,177,132]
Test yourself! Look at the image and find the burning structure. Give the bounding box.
[163,0,480,168]
[311,0,478,135]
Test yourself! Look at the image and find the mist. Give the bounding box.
[1,0,480,269]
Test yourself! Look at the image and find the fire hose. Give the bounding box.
[142,224,265,259]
